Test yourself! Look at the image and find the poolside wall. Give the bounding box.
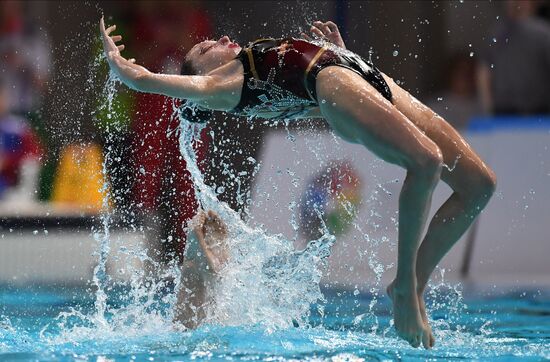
[248,118,550,289]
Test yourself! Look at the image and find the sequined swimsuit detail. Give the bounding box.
[228,38,393,119]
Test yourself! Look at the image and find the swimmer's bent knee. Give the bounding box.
[407,149,444,181]
[471,168,497,201]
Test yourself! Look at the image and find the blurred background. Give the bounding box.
[0,0,549,288]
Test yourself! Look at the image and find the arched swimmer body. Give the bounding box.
[100,18,497,349]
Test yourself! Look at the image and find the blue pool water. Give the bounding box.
[1,285,548,361]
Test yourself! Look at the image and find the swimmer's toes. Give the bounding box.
[411,334,421,348]
[422,330,431,349]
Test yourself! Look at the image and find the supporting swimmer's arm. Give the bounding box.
[189,210,229,274]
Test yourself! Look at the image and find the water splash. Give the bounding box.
[40,69,180,344]
[90,70,119,326]
[175,103,335,330]
[44,28,483,351]
[443,153,462,172]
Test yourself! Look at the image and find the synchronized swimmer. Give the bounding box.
[100,17,496,349]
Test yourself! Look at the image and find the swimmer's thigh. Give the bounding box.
[380,73,496,192]
[315,66,442,169]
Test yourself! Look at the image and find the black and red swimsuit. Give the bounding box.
[228,37,393,120]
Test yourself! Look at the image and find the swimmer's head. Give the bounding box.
[181,36,241,76]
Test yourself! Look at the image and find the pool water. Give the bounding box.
[1,285,548,361]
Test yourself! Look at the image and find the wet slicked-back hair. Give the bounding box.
[180,56,196,76]
[179,55,212,123]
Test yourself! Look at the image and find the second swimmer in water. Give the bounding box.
[101,18,497,349]
[174,209,229,329]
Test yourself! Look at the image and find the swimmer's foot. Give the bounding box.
[190,210,229,273]
[417,289,435,348]
[387,280,433,349]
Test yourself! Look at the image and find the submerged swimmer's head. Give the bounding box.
[181,35,241,76]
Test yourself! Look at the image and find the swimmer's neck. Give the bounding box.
[196,59,244,111]
[205,58,244,78]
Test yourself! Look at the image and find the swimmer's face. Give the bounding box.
[186,36,241,75]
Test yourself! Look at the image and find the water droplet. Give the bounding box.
[392,50,399,56]
[469,52,474,57]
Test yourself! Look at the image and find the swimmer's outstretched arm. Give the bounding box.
[99,17,233,106]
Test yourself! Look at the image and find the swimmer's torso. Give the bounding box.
[226,37,393,120]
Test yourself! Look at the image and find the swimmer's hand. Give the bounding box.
[301,21,346,49]
[100,16,151,89]
[100,16,136,66]
[190,209,229,273]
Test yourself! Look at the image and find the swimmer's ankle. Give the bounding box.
[394,272,417,289]
[393,280,417,297]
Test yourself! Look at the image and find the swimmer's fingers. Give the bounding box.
[300,32,312,41]
[117,44,125,52]
[128,58,136,63]
[313,21,330,36]
[99,17,117,38]
[197,211,207,226]
[311,21,346,48]
[411,333,421,348]
[323,21,346,49]
[111,34,122,42]
[310,26,325,39]
[325,21,339,33]
[189,210,207,232]
[206,210,228,237]
[105,24,117,36]
[100,17,119,56]
[99,16,106,33]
